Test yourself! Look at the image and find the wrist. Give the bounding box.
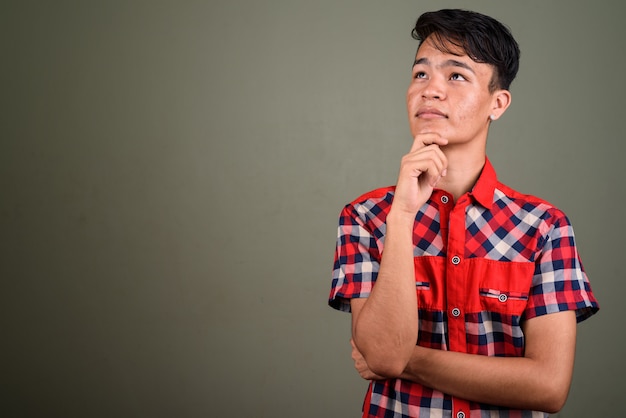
[400,346,428,383]
[387,207,418,226]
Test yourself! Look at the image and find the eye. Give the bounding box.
[450,73,467,81]
[413,71,427,79]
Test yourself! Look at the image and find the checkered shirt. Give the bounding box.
[329,159,599,418]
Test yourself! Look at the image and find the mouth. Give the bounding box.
[416,108,448,119]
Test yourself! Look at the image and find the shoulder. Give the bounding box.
[495,182,568,218]
[348,186,396,207]
[493,182,574,238]
[342,186,396,216]
[338,186,396,230]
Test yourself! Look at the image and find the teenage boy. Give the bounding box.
[329,9,598,417]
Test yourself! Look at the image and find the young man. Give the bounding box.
[328,9,598,417]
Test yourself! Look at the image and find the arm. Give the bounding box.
[400,310,577,413]
[351,133,448,377]
[349,212,418,377]
[351,310,576,412]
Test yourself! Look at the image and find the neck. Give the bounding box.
[437,143,486,201]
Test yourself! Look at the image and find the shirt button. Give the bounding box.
[457,412,466,418]
[451,308,461,317]
[499,294,508,302]
[451,255,461,265]
[441,195,449,204]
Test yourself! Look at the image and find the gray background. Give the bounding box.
[2,1,624,417]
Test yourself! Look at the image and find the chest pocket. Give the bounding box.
[466,258,535,316]
[413,256,535,316]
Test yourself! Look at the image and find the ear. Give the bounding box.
[489,90,512,121]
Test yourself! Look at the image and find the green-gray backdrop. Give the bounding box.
[2,1,624,417]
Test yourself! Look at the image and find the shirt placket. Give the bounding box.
[445,194,472,418]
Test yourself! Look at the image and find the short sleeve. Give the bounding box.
[328,203,382,312]
[524,213,599,322]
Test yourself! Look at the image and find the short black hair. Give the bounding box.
[412,9,520,91]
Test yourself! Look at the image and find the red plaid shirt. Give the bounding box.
[329,159,598,418]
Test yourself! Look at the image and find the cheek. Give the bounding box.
[456,99,487,122]
[406,87,419,112]
[405,88,413,107]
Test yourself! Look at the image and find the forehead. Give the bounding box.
[413,37,493,77]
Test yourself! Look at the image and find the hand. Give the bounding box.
[351,339,386,380]
[392,133,448,216]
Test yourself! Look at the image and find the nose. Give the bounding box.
[422,76,446,100]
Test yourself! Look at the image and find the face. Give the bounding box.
[406,37,509,145]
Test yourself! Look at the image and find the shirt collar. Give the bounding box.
[469,157,497,208]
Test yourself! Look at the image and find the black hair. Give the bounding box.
[412,9,520,91]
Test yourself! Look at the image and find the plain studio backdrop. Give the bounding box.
[1,1,624,417]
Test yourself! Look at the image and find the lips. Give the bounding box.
[416,107,447,119]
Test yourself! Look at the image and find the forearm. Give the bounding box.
[352,210,418,376]
[401,348,556,411]
[400,312,577,413]
[352,134,447,377]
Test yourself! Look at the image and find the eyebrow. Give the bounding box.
[412,57,475,74]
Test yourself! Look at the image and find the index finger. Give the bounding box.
[410,132,449,152]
